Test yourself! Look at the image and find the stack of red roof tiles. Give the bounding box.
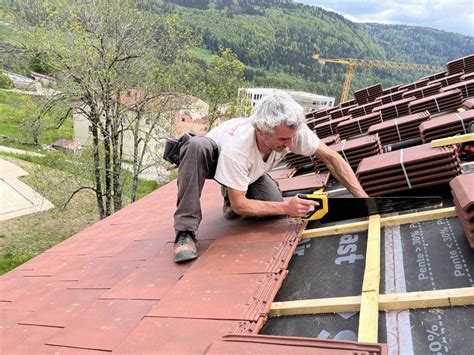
[419,110,474,143]
[367,111,431,146]
[378,89,407,104]
[356,144,461,195]
[373,96,415,120]
[464,98,474,109]
[348,100,381,116]
[337,112,382,139]
[306,115,328,131]
[450,174,474,248]
[314,115,351,138]
[408,89,464,115]
[313,135,382,173]
[354,83,383,104]
[328,105,356,119]
[447,54,474,75]
[440,79,474,99]
[283,135,340,170]
[402,83,441,99]
[399,78,430,91]
[430,72,463,87]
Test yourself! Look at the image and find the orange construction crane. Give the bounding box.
[313,54,444,103]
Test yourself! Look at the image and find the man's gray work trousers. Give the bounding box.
[174,136,283,234]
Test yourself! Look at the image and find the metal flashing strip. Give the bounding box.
[206,334,388,354]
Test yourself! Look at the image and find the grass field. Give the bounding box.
[188,46,217,65]
[0,89,73,145]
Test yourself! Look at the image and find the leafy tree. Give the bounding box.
[203,47,246,129]
[10,0,199,218]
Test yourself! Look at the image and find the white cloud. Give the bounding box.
[297,0,474,36]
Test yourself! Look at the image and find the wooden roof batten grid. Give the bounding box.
[270,206,474,344]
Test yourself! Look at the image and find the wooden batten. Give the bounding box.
[302,207,457,238]
[270,287,474,317]
[431,133,474,148]
[358,215,381,343]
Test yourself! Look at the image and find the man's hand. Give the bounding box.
[286,194,319,218]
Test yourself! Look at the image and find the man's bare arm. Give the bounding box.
[227,188,317,218]
[314,141,368,197]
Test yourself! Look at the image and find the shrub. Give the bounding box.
[0,72,13,89]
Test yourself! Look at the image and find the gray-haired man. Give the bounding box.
[173,91,367,262]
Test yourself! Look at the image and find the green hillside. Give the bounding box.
[146,0,473,100]
[2,0,473,101]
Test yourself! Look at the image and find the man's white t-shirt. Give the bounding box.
[206,117,319,192]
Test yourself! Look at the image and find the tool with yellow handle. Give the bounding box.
[297,194,329,221]
[297,193,442,223]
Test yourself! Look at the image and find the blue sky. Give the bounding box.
[296,0,474,37]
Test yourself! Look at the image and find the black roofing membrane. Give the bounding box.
[261,308,474,354]
[262,185,474,353]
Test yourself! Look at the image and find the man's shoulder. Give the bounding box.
[208,117,253,139]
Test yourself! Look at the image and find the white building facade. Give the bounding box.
[239,87,335,112]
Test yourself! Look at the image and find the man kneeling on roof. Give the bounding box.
[173,90,368,263]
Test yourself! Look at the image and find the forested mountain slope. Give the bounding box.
[2,0,473,100]
[149,0,473,99]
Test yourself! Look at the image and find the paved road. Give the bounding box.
[0,157,54,221]
[0,145,45,156]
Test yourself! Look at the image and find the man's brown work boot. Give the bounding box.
[174,231,198,263]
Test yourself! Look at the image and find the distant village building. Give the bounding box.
[73,91,208,169]
[171,95,209,137]
[52,139,82,154]
[30,71,56,86]
[238,87,335,112]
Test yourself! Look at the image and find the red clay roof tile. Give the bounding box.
[0,309,34,335]
[46,299,157,351]
[186,240,295,275]
[1,325,63,354]
[114,317,242,354]
[17,289,106,328]
[147,272,286,321]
